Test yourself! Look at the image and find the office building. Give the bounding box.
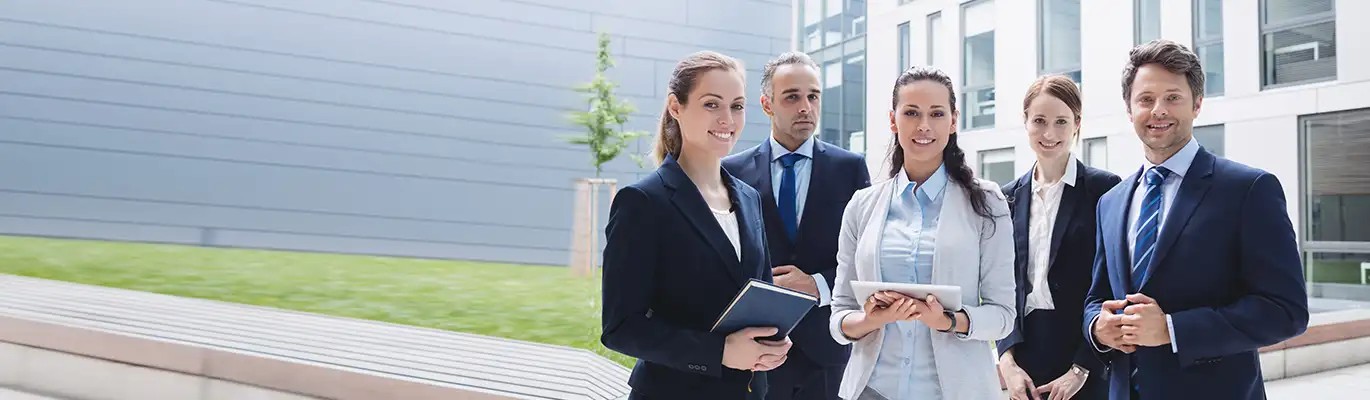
[0,0,793,265]
[865,0,1370,300]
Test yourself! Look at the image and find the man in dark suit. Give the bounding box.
[1083,40,1309,400]
[723,51,871,400]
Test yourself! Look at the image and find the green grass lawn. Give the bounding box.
[0,235,634,367]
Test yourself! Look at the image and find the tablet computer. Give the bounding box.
[850,281,963,311]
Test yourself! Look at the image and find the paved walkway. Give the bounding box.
[0,387,59,400]
[1267,362,1370,398]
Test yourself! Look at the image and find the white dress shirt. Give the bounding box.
[769,135,832,306]
[1089,137,1201,354]
[1024,157,1078,315]
[1127,138,1199,353]
[710,206,742,262]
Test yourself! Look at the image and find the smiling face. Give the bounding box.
[1128,63,1202,159]
[1025,94,1079,160]
[669,68,747,160]
[889,80,957,167]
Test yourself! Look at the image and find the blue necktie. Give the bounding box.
[1131,166,1170,290]
[778,153,806,242]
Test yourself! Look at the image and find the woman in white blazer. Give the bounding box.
[827,66,1016,400]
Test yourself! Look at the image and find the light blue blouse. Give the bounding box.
[866,164,948,400]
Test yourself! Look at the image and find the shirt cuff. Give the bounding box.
[954,310,972,339]
[1086,315,1111,353]
[1166,314,1178,353]
[811,273,831,307]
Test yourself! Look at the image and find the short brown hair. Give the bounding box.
[1121,39,1205,108]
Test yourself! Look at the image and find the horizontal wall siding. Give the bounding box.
[0,0,791,265]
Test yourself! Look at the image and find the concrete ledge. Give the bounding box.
[0,274,631,400]
[1258,309,1370,380]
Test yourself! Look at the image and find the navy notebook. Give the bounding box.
[710,278,818,342]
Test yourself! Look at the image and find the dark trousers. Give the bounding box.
[764,346,846,400]
[1016,309,1108,400]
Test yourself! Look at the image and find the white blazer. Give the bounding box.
[827,175,1017,400]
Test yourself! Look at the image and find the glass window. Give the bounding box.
[927,12,942,69]
[803,0,823,51]
[979,148,1016,185]
[1261,0,1336,87]
[1193,0,1225,96]
[1302,108,1370,244]
[962,0,996,130]
[1040,0,1082,86]
[842,45,866,151]
[1134,0,1161,45]
[1305,252,1370,290]
[848,131,866,154]
[1084,137,1108,170]
[846,0,867,38]
[1193,125,1225,157]
[898,22,910,73]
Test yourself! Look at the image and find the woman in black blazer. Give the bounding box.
[996,75,1121,400]
[599,50,792,400]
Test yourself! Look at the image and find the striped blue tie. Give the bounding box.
[1131,166,1171,290]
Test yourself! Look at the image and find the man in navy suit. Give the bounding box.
[723,52,870,400]
[1082,39,1309,400]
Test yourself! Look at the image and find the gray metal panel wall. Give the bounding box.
[0,0,793,265]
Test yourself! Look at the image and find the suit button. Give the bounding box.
[699,365,707,371]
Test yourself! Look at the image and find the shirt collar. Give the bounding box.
[896,163,949,202]
[770,134,816,162]
[1142,136,1200,180]
[1032,153,1079,189]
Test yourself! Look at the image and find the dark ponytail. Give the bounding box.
[887,66,998,224]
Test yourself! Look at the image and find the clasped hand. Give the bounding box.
[863,291,949,330]
[721,327,792,371]
[1093,293,1171,353]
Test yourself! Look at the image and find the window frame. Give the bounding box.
[1083,137,1108,170]
[1038,0,1083,83]
[1133,0,1161,46]
[898,21,910,74]
[927,11,942,68]
[1258,0,1337,89]
[961,0,996,131]
[1192,0,1225,97]
[1192,124,1226,157]
[978,147,1016,184]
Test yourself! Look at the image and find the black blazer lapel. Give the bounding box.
[658,157,745,286]
[732,179,765,281]
[1107,168,1143,298]
[1010,172,1033,295]
[1140,149,1215,290]
[750,145,794,258]
[1047,161,1084,270]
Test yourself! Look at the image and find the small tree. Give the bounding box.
[566,33,647,176]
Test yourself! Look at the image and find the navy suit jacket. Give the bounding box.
[999,160,1121,386]
[1082,148,1309,400]
[600,155,775,400]
[722,138,871,366]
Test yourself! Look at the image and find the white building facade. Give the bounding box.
[854,0,1370,300]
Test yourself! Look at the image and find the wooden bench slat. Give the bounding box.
[0,275,633,399]
[0,285,630,395]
